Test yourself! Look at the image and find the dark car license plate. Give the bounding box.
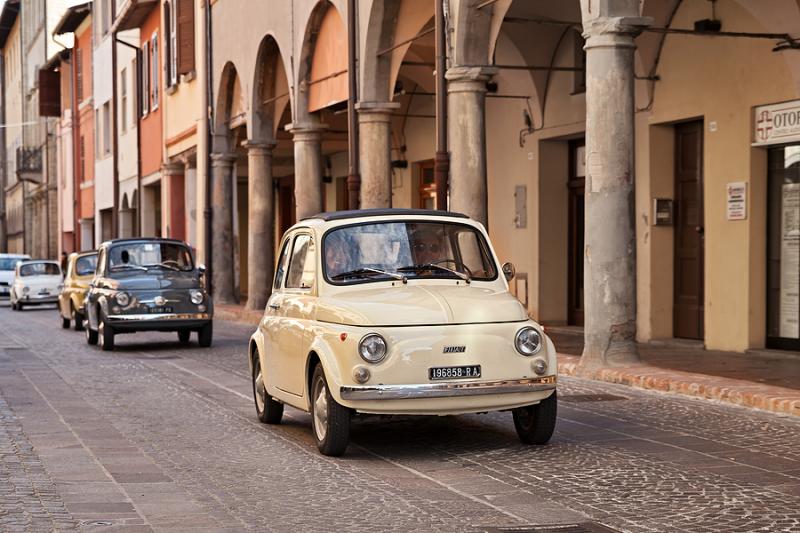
[149,306,173,314]
[429,365,481,381]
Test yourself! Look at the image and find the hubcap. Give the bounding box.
[313,377,329,442]
[254,361,265,412]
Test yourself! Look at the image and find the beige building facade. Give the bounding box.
[203,0,800,356]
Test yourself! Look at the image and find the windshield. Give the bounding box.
[0,258,26,271]
[75,254,97,276]
[323,221,497,285]
[107,242,194,273]
[20,263,61,277]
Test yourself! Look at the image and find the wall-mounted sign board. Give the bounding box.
[753,100,800,146]
[727,182,747,221]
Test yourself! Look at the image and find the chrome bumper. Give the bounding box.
[340,376,556,401]
[107,312,211,322]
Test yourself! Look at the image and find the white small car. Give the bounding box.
[10,260,63,311]
[0,253,31,298]
[249,209,557,456]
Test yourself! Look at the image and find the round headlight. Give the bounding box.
[358,333,388,364]
[21,286,30,294]
[532,358,548,375]
[515,327,542,356]
[115,292,130,307]
[190,289,204,305]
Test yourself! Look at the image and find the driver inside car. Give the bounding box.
[409,226,446,267]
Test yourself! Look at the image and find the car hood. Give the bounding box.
[315,284,528,326]
[108,271,201,291]
[17,275,62,288]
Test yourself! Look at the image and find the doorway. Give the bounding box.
[766,144,800,350]
[673,120,705,340]
[568,140,585,326]
[278,176,296,236]
[417,160,436,209]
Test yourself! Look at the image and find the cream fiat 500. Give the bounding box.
[249,209,557,456]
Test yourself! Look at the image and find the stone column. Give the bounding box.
[446,66,497,226]
[210,152,237,304]
[243,140,276,311]
[579,13,650,371]
[357,102,400,209]
[286,121,326,220]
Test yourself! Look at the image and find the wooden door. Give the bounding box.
[568,140,585,326]
[673,121,705,340]
[418,160,436,209]
[278,176,296,236]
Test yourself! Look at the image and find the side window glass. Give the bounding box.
[96,250,106,277]
[286,235,315,289]
[273,239,292,290]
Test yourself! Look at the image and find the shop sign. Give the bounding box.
[780,183,800,339]
[753,100,800,145]
[726,182,747,221]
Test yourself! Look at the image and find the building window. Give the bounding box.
[103,102,111,156]
[151,32,159,109]
[177,0,196,75]
[95,113,101,155]
[166,1,177,87]
[573,28,586,94]
[131,58,137,124]
[141,41,149,115]
[120,67,127,133]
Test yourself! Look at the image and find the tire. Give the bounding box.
[252,349,283,424]
[72,306,84,331]
[11,300,18,311]
[85,317,98,345]
[197,322,213,348]
[61,313,70,329]
[310,364,350,456]
[178,330,191,344]
[512,391,557,445]
[98,312,115,351]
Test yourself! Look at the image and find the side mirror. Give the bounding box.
[197,263,207,274]
[502,262,516,282]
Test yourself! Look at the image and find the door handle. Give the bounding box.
[268,303,281,310]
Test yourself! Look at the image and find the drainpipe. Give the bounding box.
[434,0,449,211]
[204,0,214,292]
[0,54,6,253]
[111,31,120,238]
[116,37,143,237]
[71,49,80,251]
[346,0,360,210]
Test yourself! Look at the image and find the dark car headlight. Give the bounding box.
[190,289,204,305]
[115,292,131,307]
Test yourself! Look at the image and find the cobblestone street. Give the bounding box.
[0,302,799,532]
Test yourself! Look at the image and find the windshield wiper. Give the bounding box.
[110,264,148,272]
[331,267,407,283]
[144,262,181,271]
[397,264,471,284]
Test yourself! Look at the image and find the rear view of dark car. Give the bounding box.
[84,238,213,351]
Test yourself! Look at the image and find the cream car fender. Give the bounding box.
[303,326,348,411]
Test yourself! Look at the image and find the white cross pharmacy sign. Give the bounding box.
[753,100,800,146]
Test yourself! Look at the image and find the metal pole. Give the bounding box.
[205,0,215,292]
[346,0,360,210]
[111,31,120,238]
[434,0,449,211]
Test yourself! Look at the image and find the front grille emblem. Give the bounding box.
[443,345,466,353]
[154,296,166,306]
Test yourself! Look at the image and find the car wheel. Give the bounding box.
[197,322,213,348]
[61,312,70,329]
[178,330,191,344]
[72,306,84,331]
[85,317,98,345]
[310,364,350,456]
[17,302,23,311]
[98,313,115,352]
[512,391,557,445]
[252,349,283,424]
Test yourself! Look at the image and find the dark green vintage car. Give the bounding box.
[84,238,213,351]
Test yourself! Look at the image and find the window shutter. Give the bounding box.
[39,68,61,117]
[177,0,195,75]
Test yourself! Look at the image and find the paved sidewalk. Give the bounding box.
[548,328,800,418]
[218,304,800,417]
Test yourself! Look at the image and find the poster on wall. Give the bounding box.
[780,182,800,339]
[726,182,747,220]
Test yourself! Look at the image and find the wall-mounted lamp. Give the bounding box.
[519,107,535,148]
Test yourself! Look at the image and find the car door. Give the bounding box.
[276,232,317,396]
[86,248,107,329]
[262,236,292,391]
[59,256,74,317]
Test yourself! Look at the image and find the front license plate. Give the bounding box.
[429,365,481,381]
[149,306,173,314]
[38,289,49,295]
